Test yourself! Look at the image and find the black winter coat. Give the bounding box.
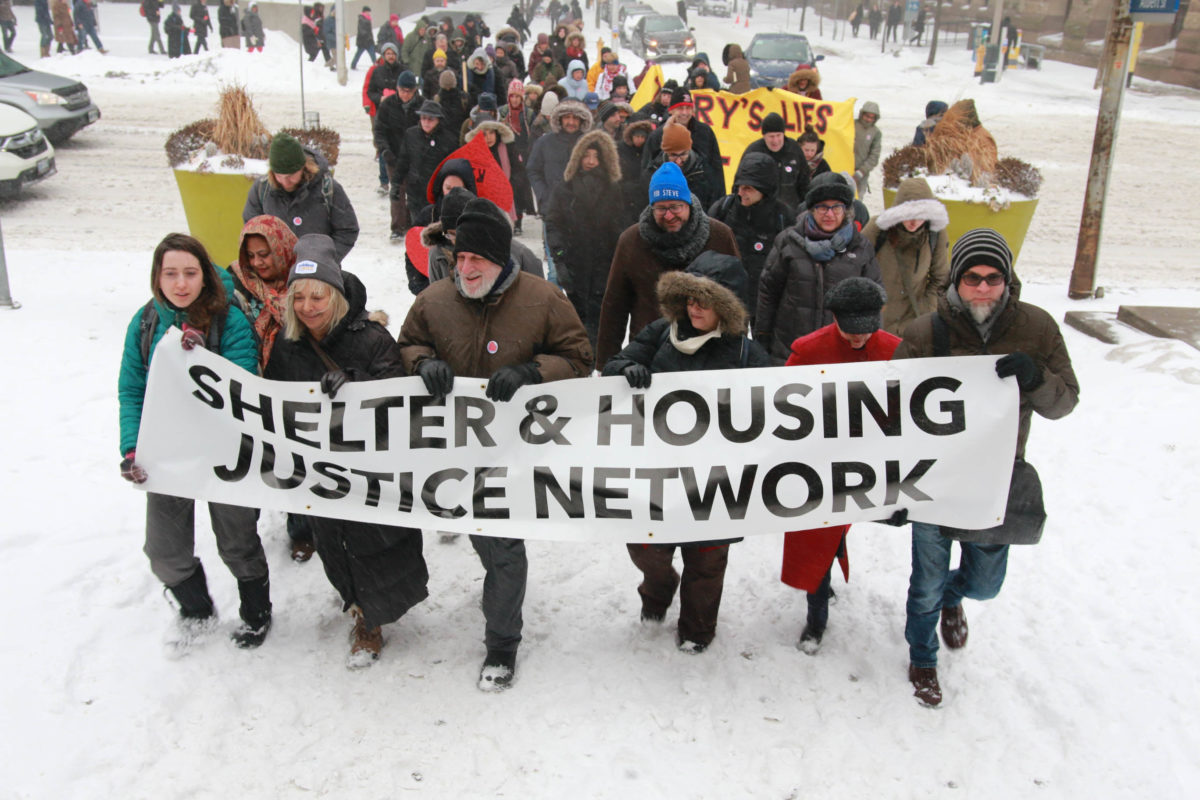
[366,60,403,111]
[544,171,627,348]
[394,122,459,207]
[243,150,360,261]
[355,13,372,48]
[707,194,793,320]
[263,272,428,630]
[217,2,237,37]
[374,93,424,166]
[744,138,811,211]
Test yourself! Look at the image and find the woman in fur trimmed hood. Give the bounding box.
[465,120,517,200]
[603,251,769,654]
[544,130,627,347]
[860,176,950,335]
[787,67,823,100]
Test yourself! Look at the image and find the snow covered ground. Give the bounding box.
[2,2,1199,797]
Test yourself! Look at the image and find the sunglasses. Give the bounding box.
[960,272,1006,287]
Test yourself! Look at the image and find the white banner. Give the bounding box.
[136,329,1019,543]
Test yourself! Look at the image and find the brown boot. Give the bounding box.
[940,604,968,649]
[40,44,51,58]
[909,664,943,707]
[347,607,382,669]
[290,539,315,563]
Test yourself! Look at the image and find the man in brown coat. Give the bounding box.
[595,161,739,367]
[721,43,751,94]
[892,227,1079,708]
[398,198,593,692]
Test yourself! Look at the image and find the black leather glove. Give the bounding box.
[622,363,652,389]
[486,362,542,402]
[880,508,908,527]
[418,358,455,401]
[180,324,206,351]
[120,450,148,484]
[320,369,352,399]
[996,352,1043,392]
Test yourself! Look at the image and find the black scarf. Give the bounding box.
[637,196,712,268]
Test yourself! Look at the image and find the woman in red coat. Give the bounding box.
[780,278,901,653]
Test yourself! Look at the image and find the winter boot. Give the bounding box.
[40,44,51,58]
[908,664,943,707]
[478,648,517,691]
[940,603,968,649]
[231,575,272,649]
[347,606,383,669]
[163,564,218,656]
[290,539,315,562]
[797,623,824,656]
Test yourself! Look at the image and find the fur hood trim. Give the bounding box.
[656,270,748,336]
[550,99,593,133]
[622,119,655,145]
[787,67,821,92]
[421,220,452,248]
[564,130,622,183]
[873,198,949,232]
[464,120,515,144]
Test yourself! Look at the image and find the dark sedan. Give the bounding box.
[745,33,825,89]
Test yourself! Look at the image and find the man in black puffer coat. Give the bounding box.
[374,70,424,238]
[707,152,794,323]
[742,112,811,211]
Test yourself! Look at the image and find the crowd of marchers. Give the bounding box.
[116,6,1079,707]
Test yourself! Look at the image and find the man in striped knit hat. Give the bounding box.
[891,227,1080,707]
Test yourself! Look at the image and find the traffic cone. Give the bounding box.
[735,15,740,23]
[744,16,749,27]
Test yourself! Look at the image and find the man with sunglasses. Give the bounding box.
[595,161,739,367]
[892,227,1079,707]
[756,173,883,364]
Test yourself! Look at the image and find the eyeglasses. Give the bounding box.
[812,203,846,216]
[666,151,689,163]
[653,202,689,217]
[686,296,712,309]
[960,271,1006,287]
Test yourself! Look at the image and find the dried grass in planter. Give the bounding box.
[992,157,1043,198]
[277,125,341,167]
[926,99,997,183]
[212,85,271,160]
[165,119,216,167]
[883,145,930,189]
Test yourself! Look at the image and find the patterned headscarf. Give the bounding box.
[230,215,298,368]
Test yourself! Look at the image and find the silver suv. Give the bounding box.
[0,52,101,144]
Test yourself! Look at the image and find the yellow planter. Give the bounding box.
[883,189,1039,264]
[173,170,257,267]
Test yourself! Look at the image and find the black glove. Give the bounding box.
[486,362,542,402]
[996,352,1044,392]
[622,363,652,389]
[418,358,455,401]
[320,369,351,399]
[180,324,206,351]
[120,450,148,484]
[880,508,908,527]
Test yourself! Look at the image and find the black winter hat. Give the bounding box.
[669,86,693,109]
[805,172,855,209]
[478,92,498,111]
[761,112,786,134]
[826,277,886,334]
[439,187,475,231]
[733,152,778,197]
[418,100,445,119]
[950,228,1014,285]
[453,198,512,268]
[397,70,418,89]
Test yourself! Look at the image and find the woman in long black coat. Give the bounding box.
[602,251,769,654]
[264,233,429,669]
[544,130,629,349]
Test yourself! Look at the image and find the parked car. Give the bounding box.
[700,0,732,17]
[744,32,825,89]
[618,3,656,44]
[0,52,100,144]
[0,105,56,198]
[630,15,696,61]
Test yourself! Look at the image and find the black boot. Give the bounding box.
[168,564,215,619]
[478,648,517,692]
[232,575,272,649]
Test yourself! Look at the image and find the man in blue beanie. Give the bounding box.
[594,161,741,366]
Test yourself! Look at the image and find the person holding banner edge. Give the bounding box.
[263,234,429,669]
[398,197,593,691]
[603,251,769,653]
[118,233,272,653]
[892,228,1079,707]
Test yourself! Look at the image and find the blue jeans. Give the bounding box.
[351,44,375,69]
[905,522,1008,668]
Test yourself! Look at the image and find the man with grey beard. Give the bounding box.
[397,197,593,692]
[891,227,1079,708]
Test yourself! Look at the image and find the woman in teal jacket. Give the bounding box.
[118,232,272,653]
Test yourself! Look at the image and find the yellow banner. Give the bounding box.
[629,68,857,196]
[692,89,857,195]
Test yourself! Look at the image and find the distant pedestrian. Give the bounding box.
[142,0,167,55]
